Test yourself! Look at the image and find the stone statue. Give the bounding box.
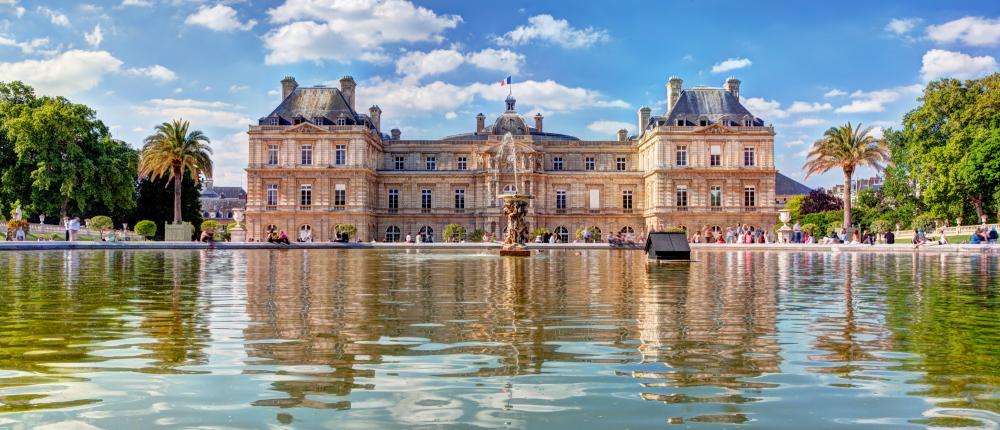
[493,132,533,256]
[502,197,529,247]
[493,132,520,193]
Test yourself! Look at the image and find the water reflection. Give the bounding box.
[0,249,996,428]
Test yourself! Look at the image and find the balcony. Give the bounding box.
[265,205,277,211]
[710,206,723,212]
[332,206,345,211]
[743,206,758,212]
[622,208,633,214]
[454,208,465,214]
[555,209,566,214]
[299,205,312,211]
[676,206,689,212]
[421,208,431,214]
[387,208,398,214]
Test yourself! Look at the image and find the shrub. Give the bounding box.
[134,220,157,239]
[911,214,935,231]
[801,223,821,236]
[530,226,550,240]
[49,232,64,241]
[575,226,602,242]
[467,228,485,242]
[870,219,891,234]
[443,223,466,242]
[226,221,240,232]
[335,223,357,240]
[201,220,221,232]
[89,215,113,232]
[828,221,843,232]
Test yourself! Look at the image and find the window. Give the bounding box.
[676,119,684,126]
[553,157,563,171]
[421,189,432,210]
[425,156,436,170]
[589,189,600,210]
[554,226,569,243]
[385,226,401,242]
[616,157,627,171]
[335,144,346,165]
[334,184,346,207]
[336,118,346,126]
[710,145,722,167]
[556,190,567,209]
[676,186,688,208]
[299,184,312,208]
[744,146,756,166]
[454,189,465,209]
[387,189,399,212]
[300,144,313,165]
[622,190,633,210]
[313,117,324,125]
[394,156,405,170]
[267,144,279,165]
[457,156,467,170]
[585,157,595,171]
[710,186,722,208]
[744,186,756,207]
[699,119,708,126]
[266,184,278,206]
[676,145,687,166]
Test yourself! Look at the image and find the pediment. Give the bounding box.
[284,122,327,133]
[694,123,736,134]
[482,140,538,155]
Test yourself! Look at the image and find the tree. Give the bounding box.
[89,215,113,239]
[0,81,41,217]
[130,174,203,241]
[201,220,220,233]
[335,223,356,241]
[134,220,157,239]
[443,223,466,242]
[784,195,805,221]
[804,122,888,231]
[800,189,843,214]
[138,120,213,223]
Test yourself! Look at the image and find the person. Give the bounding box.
[725,227,734,244]
[200,228,215,244]
[691,231,701,243]
[792,222,802,243]
[63,217,70,241]
[534,235,543,243]
[14,225,25,241]
[548,233,556,244]
[405,233,413,243]
[884,230,895,244]
[989,227,998,244]
[970,228,982,244]
[68,217,81,241]
[582,228,592,243]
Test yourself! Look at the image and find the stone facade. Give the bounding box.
[245,75,779,242]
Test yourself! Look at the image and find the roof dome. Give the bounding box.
[491,112,528,135]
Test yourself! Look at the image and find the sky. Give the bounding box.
[2,0,1000,189]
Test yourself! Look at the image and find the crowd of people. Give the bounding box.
[690,224,776,244]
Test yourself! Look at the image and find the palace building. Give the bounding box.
[244,75,784,242]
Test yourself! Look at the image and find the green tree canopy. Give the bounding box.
[139,120,213,223]
[134,220,157,239]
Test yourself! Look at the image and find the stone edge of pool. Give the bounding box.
[1,241,999,254]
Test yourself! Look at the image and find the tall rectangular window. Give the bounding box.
[425,156,436,170]
[555,190,567,209]
[743,146,756,167]
[421,189,432,209]
[676,186,688,208]
[335,144,346,165]
[676,145,687,166]
[387,189,399,209]
[267,144,279,165]
[616,157,627,171]
[622,190,633,210]
[454,189,465,209]
[266,184,278,206]
[710,145,722,166]
[553,157,564,171]
[585,157,595,171]
[710,186,722,207]
[457,156,467,170]
[744,186,756,207]
[334,184,346,207]
[299,184,312,207]
[394,156,405,170]
[300,144,313,165]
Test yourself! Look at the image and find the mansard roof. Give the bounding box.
[775,172,812,196]
[648,87,765,128]
[259,86,375,129]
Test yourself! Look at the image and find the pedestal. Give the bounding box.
[499,193,533,257]
[500,248,531,257]
[230,228,246,243]
[164,222,194,242]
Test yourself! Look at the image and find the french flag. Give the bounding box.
[500,76,511,87]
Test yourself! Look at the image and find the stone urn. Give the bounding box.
[777,209,793,243]
[499,193,532,256]
[229,209,247,242]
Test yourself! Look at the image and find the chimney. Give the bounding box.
[617,129,628,142]
[280,76,297,100]
[368,105,381,131]
[637,106,651,136]
[533,113,543,132]
[476,113,485,133]
[667,76,682,113]
[724,77,741,101]
[390,128,401,140]
[339,75,356,110]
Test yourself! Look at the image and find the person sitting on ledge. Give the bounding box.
[989,227,998,244]
[276,230,291,245]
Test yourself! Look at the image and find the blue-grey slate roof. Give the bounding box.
[646,87,765,129]
[775,172,812,195]
[260,87,375,129]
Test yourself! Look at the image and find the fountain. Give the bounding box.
[494,132,532,257]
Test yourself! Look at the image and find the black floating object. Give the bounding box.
[645,232,691,261]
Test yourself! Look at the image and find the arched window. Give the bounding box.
[227,211,233,219]
[620,226,635,235]
[554,226,569,243]
[385,226,401,242]
[589,226,602,241]
[711,225,722,234]
[419,226,434,242]
[298,225,312,242]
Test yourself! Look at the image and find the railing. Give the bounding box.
[27,223,143,240]
[331,206,345,211]
[265,205,277,211]
[676,206,689,212]
[454,208,465,214]
[893,223,999,239]
[299,205,312,211]
[387,208,398,214]
[622,208,633,214]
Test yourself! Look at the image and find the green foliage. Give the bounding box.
[226,221,240,231]
[800,210,843,236]
[335,223,356,240]
[803,122,888,230]
[829,221,843,232]
[443,223,467,242]
[130,174,203,241]
[575,226,603,241]
[784,195,805,220]
[911,213,936,231]
[530,226,550,239]
[89,215,113,231]
[467,228,485,242]
[134,220,157,238]
[870,219,891,234]
[48,232,63,241]
[201,220,220,232]
[801,223,821,236]
[139,119,213,223]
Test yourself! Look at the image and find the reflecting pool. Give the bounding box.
[0,249,997,428]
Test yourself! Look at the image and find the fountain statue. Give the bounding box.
[494,132,532,256]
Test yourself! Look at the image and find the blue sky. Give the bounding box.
[2,0,999,188]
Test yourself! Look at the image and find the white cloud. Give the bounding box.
[396,49,464,79]
[38,6,69,27]
[84,24,103,47]
[229,84,249,93]
[444,111,457,119]
[742,97,787,119]
[711,57,752,74]
[466,48,524,74]
[0,50,122,95]
[792,118,825,127]
[835,84,922,113]
[136,98,251,129]
[885,18,921,35]
[785,139,807,147]
[0,35,50,54]
[587,120,632,136]
[823,89,847,98]
[920,49,997,81]
[267,89,280,97]
[125,64,178,82]
[787,101,832,113]
[185,4,256,32]
[264,0,461,65]
[121,0,152,6]
[926,16,1000,47]
[495,14,608,49]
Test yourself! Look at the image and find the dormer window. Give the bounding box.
[699,119,708,126]
[265,117,278,126]
[676,119,684,126]
[336,118,347,126]
[313,117,325,125]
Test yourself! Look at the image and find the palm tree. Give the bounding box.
[138,120,213,223]
[804,122,888,233]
